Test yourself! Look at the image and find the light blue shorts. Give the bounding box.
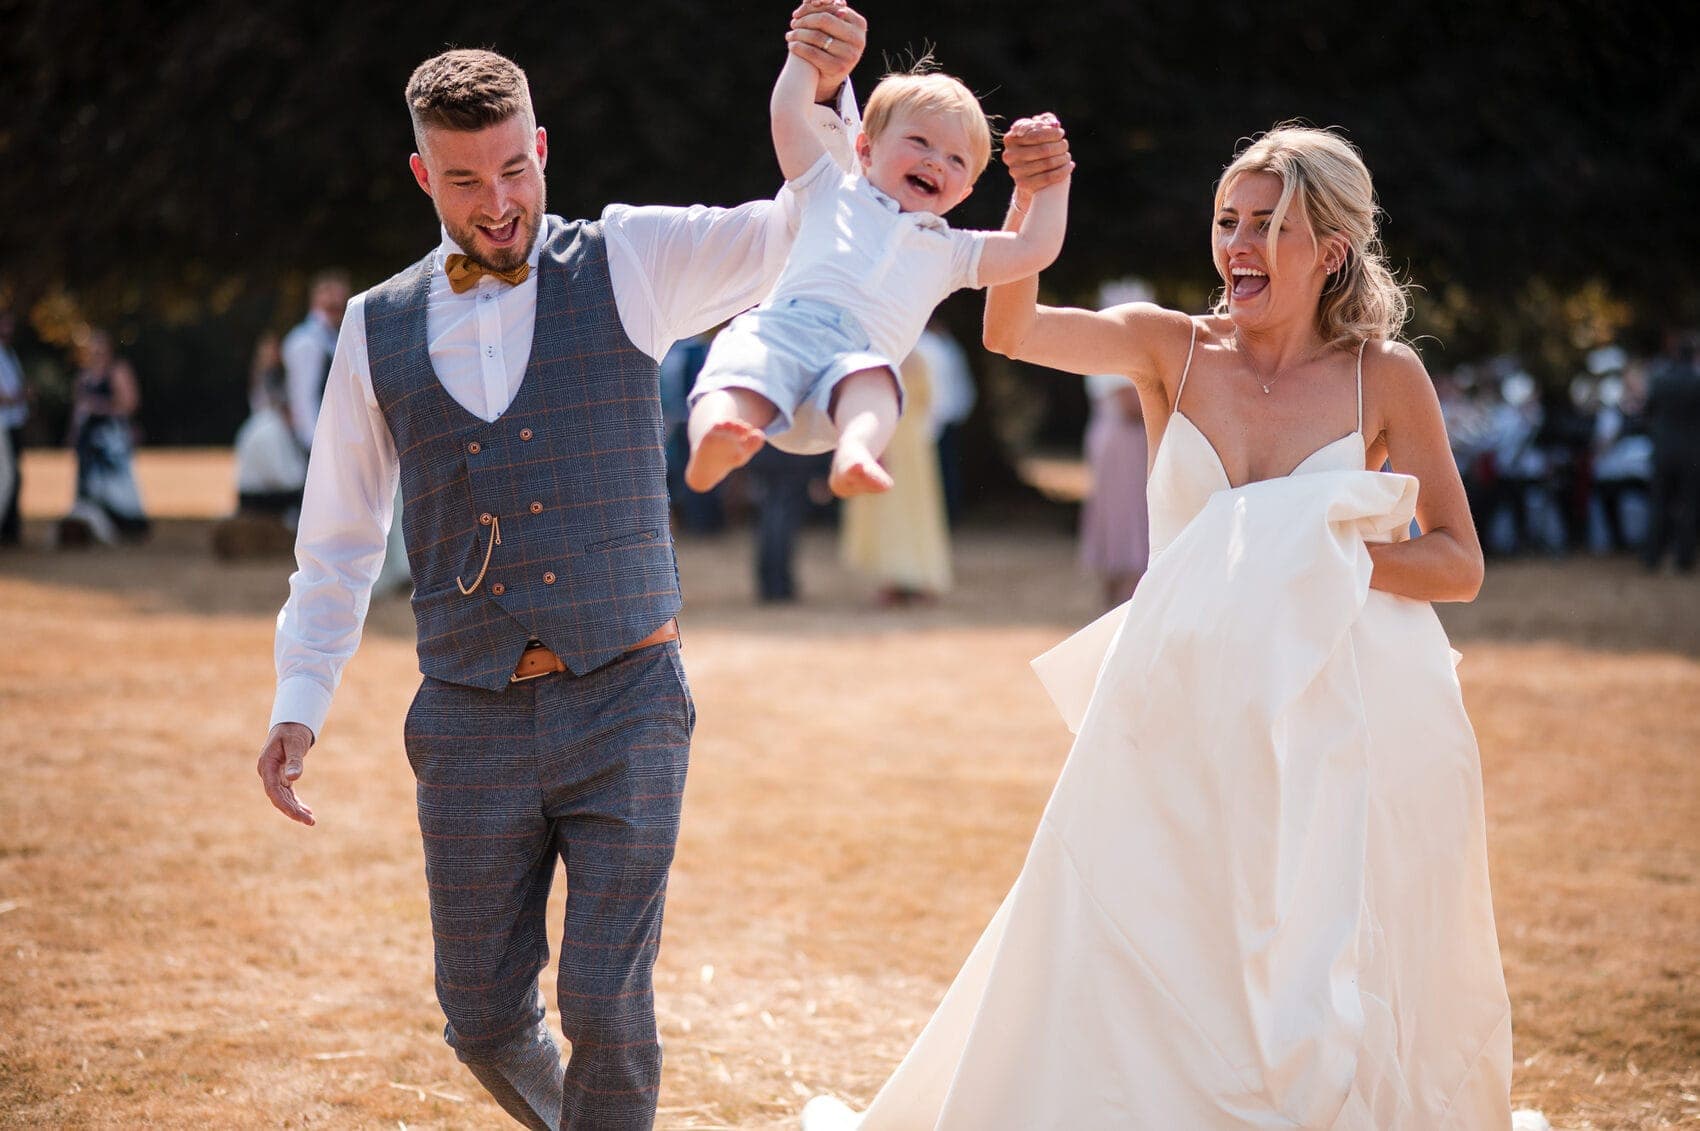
[690,297,902,455]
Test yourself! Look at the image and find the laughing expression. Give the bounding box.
[410,113,547,275]
[1213,171,1337,325]
[857,107,978,216]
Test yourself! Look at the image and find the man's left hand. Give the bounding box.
[788,0,867,104]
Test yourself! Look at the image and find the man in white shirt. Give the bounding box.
[0,306,28,546]
[252,13,873,1131]
[281,270,351,452]
[252,9,1074,1129]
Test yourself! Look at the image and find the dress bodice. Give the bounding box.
[1148,324,1368,553]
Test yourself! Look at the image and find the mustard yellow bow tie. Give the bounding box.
[444,253,530,294]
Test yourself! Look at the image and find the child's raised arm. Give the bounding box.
[771,6,836,182]
[973,157,1072,288]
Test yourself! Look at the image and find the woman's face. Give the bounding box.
[1213,171,1337,334]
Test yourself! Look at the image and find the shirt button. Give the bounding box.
[519,428,534,441]
[490,582,506,596]
[467,441,481,454]
[479,512,494,526]
[482,293,492,302]
[486,346,494,357]
[528,501,543,515]
[542,571,557,585]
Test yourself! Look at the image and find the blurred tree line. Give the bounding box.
[0,0,1692,456]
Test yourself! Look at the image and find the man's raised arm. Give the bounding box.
[600,2,867,358]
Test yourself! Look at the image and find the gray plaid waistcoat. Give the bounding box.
[364,216,679,691]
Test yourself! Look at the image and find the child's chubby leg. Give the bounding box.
[685,388,779,493]
[828,367,900,497]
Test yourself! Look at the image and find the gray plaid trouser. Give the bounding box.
[403,640,694,1130]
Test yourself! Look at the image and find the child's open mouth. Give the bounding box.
[905,173,939,197]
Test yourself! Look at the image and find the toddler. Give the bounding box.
[685,4,1071,497]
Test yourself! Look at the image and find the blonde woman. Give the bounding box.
[806,123,1511,1129]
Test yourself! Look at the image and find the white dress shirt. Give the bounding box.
[273,98,858,737]
[282,311,340,449]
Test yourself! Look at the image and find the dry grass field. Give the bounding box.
[2,449,1696,1130]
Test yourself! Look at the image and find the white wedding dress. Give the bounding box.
[808,333,1512,1129]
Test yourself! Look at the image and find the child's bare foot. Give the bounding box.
[686,420,766,492]
[828,444,894,497]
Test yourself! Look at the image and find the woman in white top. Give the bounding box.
[806,123,1513,1130]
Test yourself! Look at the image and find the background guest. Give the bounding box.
[841,350,952,605]
[234,333,307,520]
[1642,334,1700,574]
[0,305,27,547]
[281,269,351,452]
[746,447,828,603]
[915,318,977,525]
[1078,370,1149,606]
[661,330,727,535]
[65,327,149,542]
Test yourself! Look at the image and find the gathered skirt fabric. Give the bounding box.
[856,470,1512,1131]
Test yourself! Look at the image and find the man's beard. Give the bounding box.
[442,190,545,274]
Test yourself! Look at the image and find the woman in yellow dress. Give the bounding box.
[840,349,953,603]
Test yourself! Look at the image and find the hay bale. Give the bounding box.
[211,512,296,560]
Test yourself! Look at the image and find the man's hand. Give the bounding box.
[787,0,866,104]
[1003,114,1074,207]
[258,722,317,826]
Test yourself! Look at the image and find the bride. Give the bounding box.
[805,122,1512,1129]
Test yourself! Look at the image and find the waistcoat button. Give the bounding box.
[467,441,482,454]
[490,582,506,596]
[519,428,534,441]
[543,571,557,585]
[479,512,493,525]
[529,501,543,515]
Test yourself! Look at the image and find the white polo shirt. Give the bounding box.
[766,153,986,363]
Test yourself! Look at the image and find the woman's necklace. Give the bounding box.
[1237,334,1312,394]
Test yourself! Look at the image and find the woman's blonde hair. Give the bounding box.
[1213,124,1409,344]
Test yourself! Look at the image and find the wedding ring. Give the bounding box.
[823,35,833,51]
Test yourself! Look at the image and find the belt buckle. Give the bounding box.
[510,640,554,683]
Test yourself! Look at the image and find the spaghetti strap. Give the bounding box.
[1355,339,1367,435]
[1174,320,1200,413]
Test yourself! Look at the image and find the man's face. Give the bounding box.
[313,282,351,329]
[410,114,547,274]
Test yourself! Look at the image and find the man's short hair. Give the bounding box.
[406,49,534,150]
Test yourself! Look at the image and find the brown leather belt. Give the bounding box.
[510,618,680,683]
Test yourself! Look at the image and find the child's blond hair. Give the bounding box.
[862,67,993,179]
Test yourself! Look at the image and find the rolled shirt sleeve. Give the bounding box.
[949,229,989,292]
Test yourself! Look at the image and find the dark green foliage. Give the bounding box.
[0,0,1692,443]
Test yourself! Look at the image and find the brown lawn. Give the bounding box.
[1,449,1696,1130]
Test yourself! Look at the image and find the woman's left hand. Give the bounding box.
[1003,114,1074,203]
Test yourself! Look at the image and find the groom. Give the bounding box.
[253,8,1072,1130]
